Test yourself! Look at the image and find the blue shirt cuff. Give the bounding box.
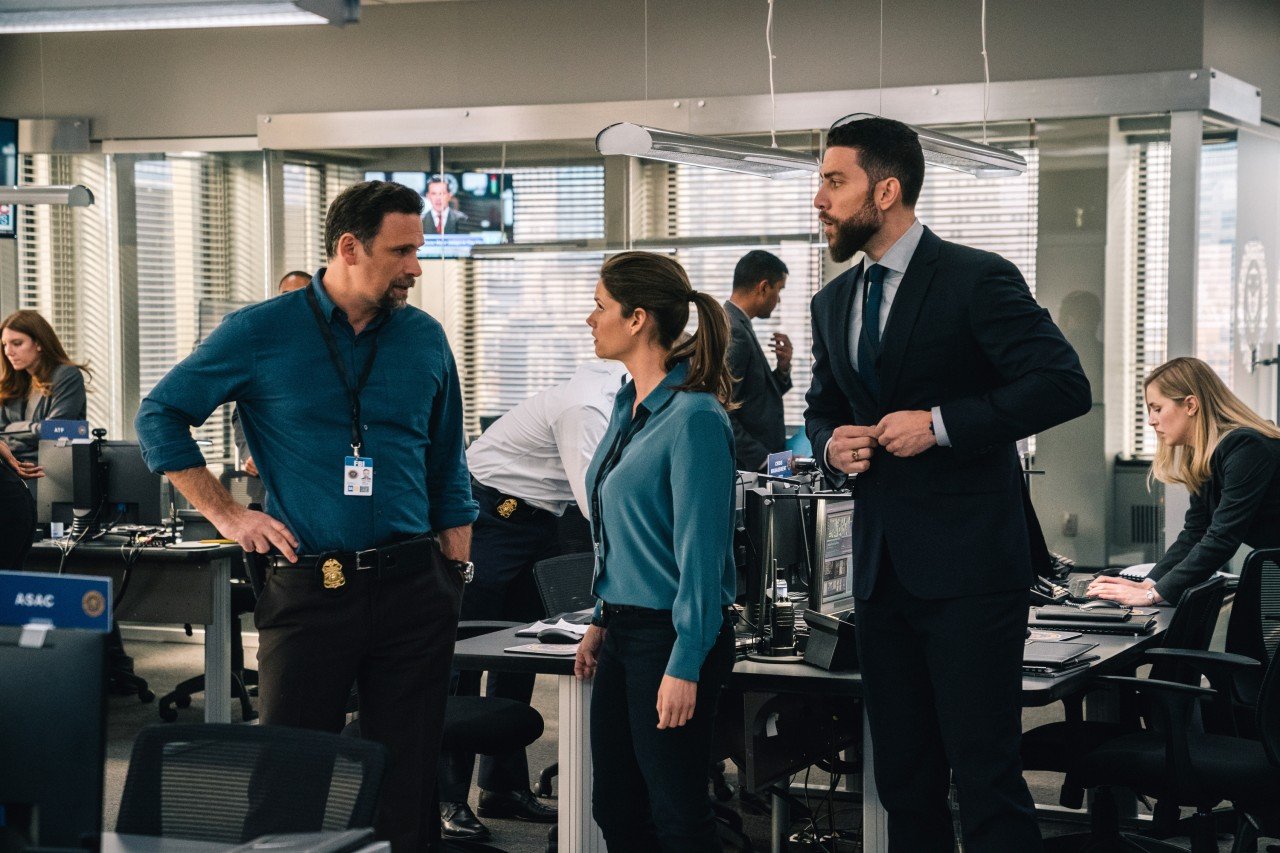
[931,406,951,447]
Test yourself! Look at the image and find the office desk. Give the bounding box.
[24,541,242,724]
[453,608,1172,853]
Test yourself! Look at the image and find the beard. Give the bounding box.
[379,275,415,312]
[821,191,883,263]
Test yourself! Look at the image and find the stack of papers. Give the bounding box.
[515,611,593,638]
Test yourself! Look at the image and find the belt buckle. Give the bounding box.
[355,548,379,572]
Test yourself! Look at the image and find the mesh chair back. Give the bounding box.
[1150,575,1228,685]
[1227,548,1280,666]
[533,552,597,617]
[1258,638,1280,767]
[116,723,386,841]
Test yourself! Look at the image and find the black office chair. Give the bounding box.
[116,723,387,840]
[532,552,597,618]
[1070,638,1280,853]
[1222,548,1280,737]
[1022,575,1227,811]
[530,552,595,799]
[157,479,260,722]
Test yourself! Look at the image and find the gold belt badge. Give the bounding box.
[321,558,347,589]
[497,498,518,519]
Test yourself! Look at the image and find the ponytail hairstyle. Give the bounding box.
[598,251,735,408]
[1146,356,1280,494]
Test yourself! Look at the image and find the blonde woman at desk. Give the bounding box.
[574,252,738,853]
[1,309,89,464]
[1090,356,1280,606]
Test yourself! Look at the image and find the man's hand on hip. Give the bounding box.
[214,503,299,562]
[826,424,881,475]
[877,410,937,458]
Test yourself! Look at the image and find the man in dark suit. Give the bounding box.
[725,250,793,471]
[423,176,471,235]
[804,117,1090,852]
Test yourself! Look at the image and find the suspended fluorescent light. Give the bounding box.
[0,185,95,207]
[595,123,819,180]
[0,0,358,34]
[831,113,1027,177]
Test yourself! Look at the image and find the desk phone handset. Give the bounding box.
[1030,577,1070,607]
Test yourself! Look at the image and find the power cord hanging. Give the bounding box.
[766,0,778,148]
[981,0,991,144]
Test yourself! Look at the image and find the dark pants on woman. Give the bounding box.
[590,609,735,853]
[0,465,35,569]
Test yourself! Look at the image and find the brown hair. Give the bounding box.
[0,310,89,404]
[1146,356,1280,494]
[599,251,735,408]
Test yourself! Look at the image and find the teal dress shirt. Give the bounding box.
[586,361,737,682]
[136,272,478,554]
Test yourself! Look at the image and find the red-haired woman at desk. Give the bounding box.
[1090,357,1280,606]
[1,309,89,464]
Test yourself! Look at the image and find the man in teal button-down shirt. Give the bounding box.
[136,181,477,851]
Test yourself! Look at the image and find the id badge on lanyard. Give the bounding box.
[306,285,380,499]
[344,455,374,497]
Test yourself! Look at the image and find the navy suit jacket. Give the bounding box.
[724,301,792,471]
[804,227,1090,600]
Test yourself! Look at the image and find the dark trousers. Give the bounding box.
[0,466,34,570]
[855,553,1041,853]
[439,487,559,801]
[254,560,463,852]
[590,611,735,853]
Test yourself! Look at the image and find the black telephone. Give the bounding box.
[1030,576,1070,607]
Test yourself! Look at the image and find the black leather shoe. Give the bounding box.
[440,801,490,841]
[477,788,558,823]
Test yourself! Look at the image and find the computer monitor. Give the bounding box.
[0,117,16,239]
[38,439,163,531]
[811,500,855,615]
[0,626,106,846]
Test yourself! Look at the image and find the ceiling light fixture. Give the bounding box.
[595,123,819,180]
[0,1,358,34]
[830,113,1027,177]
[0,185,95,207]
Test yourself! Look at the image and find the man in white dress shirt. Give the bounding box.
[439,359,626,841]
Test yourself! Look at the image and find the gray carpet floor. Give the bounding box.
[105,636,1270,852]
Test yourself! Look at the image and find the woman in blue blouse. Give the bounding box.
[574,251,738,852]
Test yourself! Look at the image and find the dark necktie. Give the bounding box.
[857,263,887,396]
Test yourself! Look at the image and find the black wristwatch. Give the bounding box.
[448,560,475,583]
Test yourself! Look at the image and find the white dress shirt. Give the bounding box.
[824,220,951,473]
[466,360,627,517]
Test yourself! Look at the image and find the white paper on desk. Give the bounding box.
[504,643,580,656]
[1119,562,1156,581]
[515,614,592,638]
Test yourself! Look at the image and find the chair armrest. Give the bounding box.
[1095,674,1217,700]
[1144,648,1261,671]
[1143,648,1261,701]
[457,620,524,641]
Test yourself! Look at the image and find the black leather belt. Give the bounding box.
[600,602,736,624]
[471,476,553,522]
[267,533,440,584]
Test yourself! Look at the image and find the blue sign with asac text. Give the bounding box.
[0,571,112,632]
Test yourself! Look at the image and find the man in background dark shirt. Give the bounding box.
[724,250,793,471]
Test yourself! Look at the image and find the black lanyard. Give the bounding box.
[305,286,381,456]
[589,407,651,548]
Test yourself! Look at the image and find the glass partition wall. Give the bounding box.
[12,110,1279,566]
